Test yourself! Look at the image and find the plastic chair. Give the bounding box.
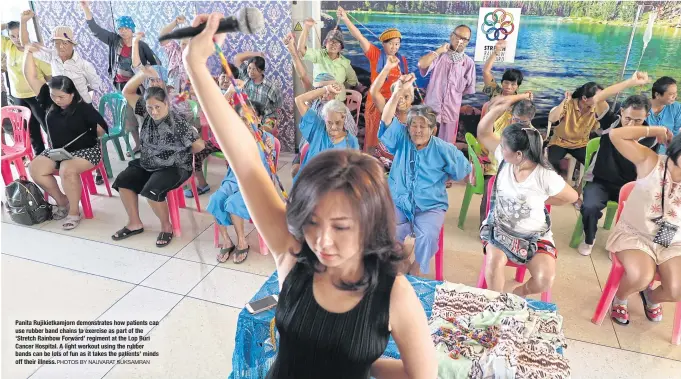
[167,157,204,237]
[569,137,618,248]
[213,137,281,255]
[475,175,552,302]
[457,133,485,230]
[591,182,681,345]
[1,106,32,184]
[434,226,445,281]
[44,153,113,220]
[99,93,133,178]
[345,89,362,126]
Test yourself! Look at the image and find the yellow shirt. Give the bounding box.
[481,109,514,176]
[1,36,51,99]
[549,98,600,149]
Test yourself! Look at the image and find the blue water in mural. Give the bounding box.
[330,13,681,112]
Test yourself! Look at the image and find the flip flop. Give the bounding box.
[112,226,145,241]
[184,185,210,198]
[156,232,174,248]
[639,291,663,322]
[52,205,69,220]
[233,245,250,264]
[62,214,81,230]
[611,302,630,325]
[217,245,236,263]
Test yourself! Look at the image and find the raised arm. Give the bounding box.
[483,40,505,88]
[548,91,571,124]
[417,43,448,75]
[22,48,46,95]
[159,15,185,46]
[121,69,147,108]
[283,33,312,91]
[610,126,670,179]
[476,94,530,154]
[131,32,143,70]
[592,71,650,105]
[80,1,117,45]
[381,74,414,125]
[370,56,399,113]
[297,18,314,57]
[234,51,263,67]
[19,10,34,47]
[185,13,299,263]
[295,85,339,115]
[337,6,371,53]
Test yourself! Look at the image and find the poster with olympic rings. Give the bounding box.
[474,7,522,63]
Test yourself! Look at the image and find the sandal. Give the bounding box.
[112,226,145,241]
[233,245,250,264]
[639,291,663,322]
[156,232,174,248]
[62,214,81,230]
[184,184,210,198]
[611,302,630,325]
[217,245,236,263]
[52,204,69,220]
[95,174,104,186]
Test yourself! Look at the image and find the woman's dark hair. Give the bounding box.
[501,123,552,169]
[652,76,677,99]
[234,100,264,119]
[144,86,168,103]
[47,75,82,115]
[248,56,266,72]
[286,150,405,292]
[229,63,239,80]
[572,82,604,100]
[621,94,651,113]
[667,134,681,166]
[502,69,524,86]
[7,21,20,30]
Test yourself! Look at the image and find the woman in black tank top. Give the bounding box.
[184,13,437,379]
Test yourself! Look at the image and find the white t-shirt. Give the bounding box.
[486,146,566,242]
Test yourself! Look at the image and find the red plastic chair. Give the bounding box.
[1,106,32,184]
[434,226,445,281]
[167,160,203,237]
[591,182,680,345]
[345,89,362,126]
[300,143,309,164]
[475,175,552,302]
[44,154,113,219]
[213,138,281,256]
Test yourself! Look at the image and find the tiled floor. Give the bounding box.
[1,148,680,379]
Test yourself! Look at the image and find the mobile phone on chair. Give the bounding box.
[246,295,278,314]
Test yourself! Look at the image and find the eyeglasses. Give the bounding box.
[452,33,470,42]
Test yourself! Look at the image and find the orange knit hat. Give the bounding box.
[379,28,402,42]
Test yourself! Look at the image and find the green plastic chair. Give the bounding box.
[569,137,618,248]
[99,92,133,178]
[458,133,485,230]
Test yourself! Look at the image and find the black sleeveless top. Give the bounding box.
[266,251,396,379]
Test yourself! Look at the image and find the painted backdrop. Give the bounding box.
[31,1,295,150]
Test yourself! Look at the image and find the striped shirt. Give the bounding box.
[33,47,101,103]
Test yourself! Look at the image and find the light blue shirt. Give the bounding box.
[297,109,359,173]
[647,102,681,154]
[379,117,471,221]
[220,131,276,190]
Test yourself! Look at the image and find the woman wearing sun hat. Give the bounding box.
[337,6,408,153]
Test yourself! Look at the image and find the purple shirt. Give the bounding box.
[423,54,476,124]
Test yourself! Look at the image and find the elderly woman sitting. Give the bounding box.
[294,85,359,179]
[379,75,471,277]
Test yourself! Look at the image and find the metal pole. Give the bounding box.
[615,5,643,104]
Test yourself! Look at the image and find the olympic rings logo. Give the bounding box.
[481,8,515,41]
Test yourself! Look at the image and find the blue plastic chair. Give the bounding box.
[99,93,132,178]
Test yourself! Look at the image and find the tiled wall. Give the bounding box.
[32,1,295,150]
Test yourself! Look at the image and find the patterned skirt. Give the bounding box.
[41,145,101,166]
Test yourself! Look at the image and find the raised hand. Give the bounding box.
[525,90,534,102]
[133,32,145,41]
[384,55,399,70]
[652,127,674,146]
[24,42,41,53]
[21,10,35,22]
[564,91,572,101]
[183,13,227,67]
[494,40,507,53]
[326,83,342,95]
[337,6,349,21]
[283,33,295,51]
[304,17,315,28]
[631,71,650,86]
[175,15,186,25]
[436,43,450,55]
[79,1,90,9]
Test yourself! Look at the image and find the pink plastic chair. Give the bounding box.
[1,106,32,184]
[591,182,681,345]
[345,89,362,126]
[213,137,281,255]
[167,172,202,237]
[475,175,552,302]
[300,143,309,164]
[434,226,445,281]
[44,155,113,219]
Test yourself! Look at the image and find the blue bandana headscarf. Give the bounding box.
[116,16,135,32]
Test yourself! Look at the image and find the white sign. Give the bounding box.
[474,7,522,63]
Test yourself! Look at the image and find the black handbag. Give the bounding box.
[652,158,678,248]
[480,161,551,264]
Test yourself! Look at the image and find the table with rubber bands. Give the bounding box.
[229,273,558,379]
